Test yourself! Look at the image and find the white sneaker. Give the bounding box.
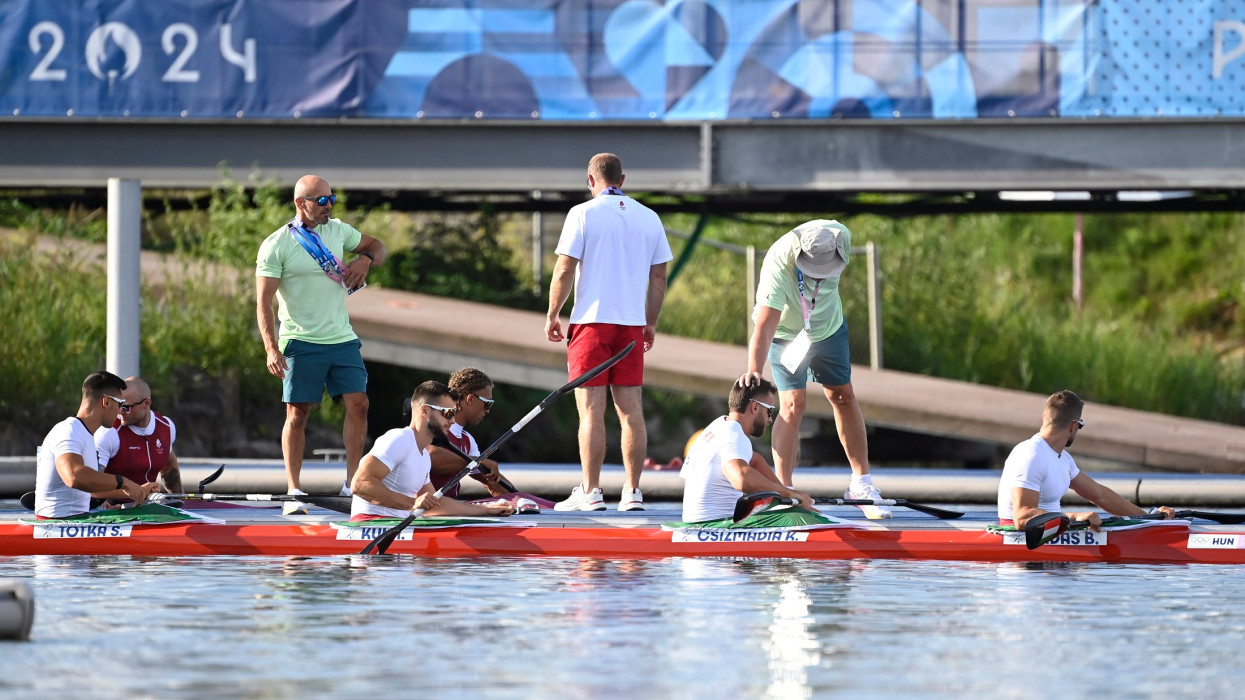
[845,482,893,519]
[554,485,606,512]
[284,488,309,516]
[618,488,645,512]
[339,481,352,497]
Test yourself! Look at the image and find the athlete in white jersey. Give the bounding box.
[998,390,1174,529]
[350,381,513,521]
[35,372,159,518]
[680,378,812,522]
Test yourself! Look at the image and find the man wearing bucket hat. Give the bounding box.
[736,220,891,519]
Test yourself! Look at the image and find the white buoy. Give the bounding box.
[0,579,34,641]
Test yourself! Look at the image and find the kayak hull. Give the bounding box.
[2,519,1242,564]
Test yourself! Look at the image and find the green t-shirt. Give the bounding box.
[752,226,849,342]
[255,219,364,351]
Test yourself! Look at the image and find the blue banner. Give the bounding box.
[0,0,1242,120]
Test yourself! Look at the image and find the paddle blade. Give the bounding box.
[732,491,790,523]
[1182,510,1245,525]
[1024,512,1071,550]
[197,465,225,494]
[296,495,353,515]
[894,500,965,520]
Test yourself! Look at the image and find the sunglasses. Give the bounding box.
[1073,418,1085,429]
[121,398,150,414]
[751,399,776,420]
[472,394,495,408]
[426,404,458,421]
[104,394,126,408]
[300,194,337,207]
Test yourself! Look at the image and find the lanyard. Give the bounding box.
[796,269,821,331]
[288,219,359,293]
[600,186,625,196]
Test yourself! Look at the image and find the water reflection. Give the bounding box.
[2,556,1244,698]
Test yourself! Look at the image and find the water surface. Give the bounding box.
[1,555,1242,698]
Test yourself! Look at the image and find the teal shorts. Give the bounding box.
[768,322,852,392]
[282,339,368,404]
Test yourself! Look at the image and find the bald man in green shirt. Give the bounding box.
[256,175,387,513]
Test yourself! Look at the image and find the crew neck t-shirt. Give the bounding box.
[555,193,672,325]
[679,416,755,522]
[256,218,363,350]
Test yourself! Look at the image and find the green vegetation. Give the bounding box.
[2,184,1241,457]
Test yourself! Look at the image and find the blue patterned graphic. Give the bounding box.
[0,0,1242,119]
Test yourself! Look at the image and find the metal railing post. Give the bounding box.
[745,244,757,339]
[107,178,141,379]
[866,241,883,370]
[531,191,544,296]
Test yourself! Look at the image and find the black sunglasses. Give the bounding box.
[426,405,458,421]
[121,398,150,414]
[300,194,337,207]
[1073,418,1085,429]
[751,399,776,420]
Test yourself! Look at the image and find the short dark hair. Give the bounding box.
[448,367,492,397]
[82,371,126,401]
[1043,390,1084,428]
[411,380,455,409]
[729,378,776,413]
[588,153,623,185]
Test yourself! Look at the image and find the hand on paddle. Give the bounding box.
[1071,511,1102,532]
[787,488,814,510]
[413,491,440,512]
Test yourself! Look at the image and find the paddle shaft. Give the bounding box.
[814,498,965,520]
[361,340,638,555]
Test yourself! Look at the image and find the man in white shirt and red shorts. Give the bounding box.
[545,153,673,512]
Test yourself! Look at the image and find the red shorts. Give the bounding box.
[567,323,643,387]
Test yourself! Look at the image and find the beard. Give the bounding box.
[1065,433,1076,448]
[428,417,450,442]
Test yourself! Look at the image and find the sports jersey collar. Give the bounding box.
[125,412,157,436]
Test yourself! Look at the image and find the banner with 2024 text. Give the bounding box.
[1,0,1243,120]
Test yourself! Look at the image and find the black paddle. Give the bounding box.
[731,491,965,523]
[19,463,225,511]
[1025,509,1245,550]
[361,340,637,555]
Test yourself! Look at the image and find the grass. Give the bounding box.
[2,185,1242,440]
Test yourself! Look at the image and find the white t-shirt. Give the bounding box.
[35,417,101,518]
[94,413,178,468]
[351,427,433,519]
[997,433,1081,521]
[680,416,756,522]
[555,193,672,325]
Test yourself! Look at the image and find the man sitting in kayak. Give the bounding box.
[998,390,1175,530]
[35,371,160,518]
[350,381,514,521]
[680,378,813,523]
[427,367,552,511]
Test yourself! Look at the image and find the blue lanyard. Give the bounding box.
[601,186,625,196]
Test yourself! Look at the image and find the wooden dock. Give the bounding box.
[349,287,1245,474]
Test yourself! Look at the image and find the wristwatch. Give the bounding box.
[358,251,375,263]
[115,474,124,490]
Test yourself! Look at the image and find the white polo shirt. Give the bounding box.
[997,433,1081,521]
[555,192,672,325]
[35,417,101,518]
[680,416,755,522]
[351,427,433,519]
